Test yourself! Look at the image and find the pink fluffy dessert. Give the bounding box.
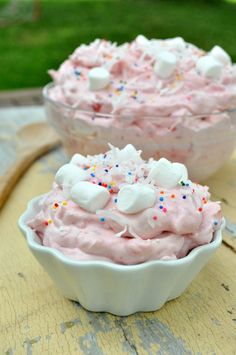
[44,35,236,181]
[49,35,236,114]
[27,144,222,265]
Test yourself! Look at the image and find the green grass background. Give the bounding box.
[0,0,236,90]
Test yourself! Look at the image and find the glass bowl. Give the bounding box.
[43,83,236,181]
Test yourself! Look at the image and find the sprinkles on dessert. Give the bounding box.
[48,35,235,117]
[27,144,222,264]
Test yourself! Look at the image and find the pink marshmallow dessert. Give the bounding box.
[19,145,223,315]
[44,35,236,181]
[27,144,222,264]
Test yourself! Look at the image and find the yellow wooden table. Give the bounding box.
[1,145,236,355]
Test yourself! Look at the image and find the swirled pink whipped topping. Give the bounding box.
[27,145,222,265]
[48,35,236,118]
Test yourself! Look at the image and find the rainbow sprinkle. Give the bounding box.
[44,218,52,226]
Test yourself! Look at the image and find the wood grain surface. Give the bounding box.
[0,122,60,209]
[0,146,236,355]
[0,88,42,107]
[0,106,59,208]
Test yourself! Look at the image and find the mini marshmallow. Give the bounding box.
[117,184,156,214]
[88,67,110,91]
[118,144,142,162]
[167,37,186,51]
[196,56,223,80]
[210,45,231,66]
[70,153,89,167]
[55,164,89,189]
[172,162,188,182]
[136,34,150,47]
[154,51,177,79]
[71,181,110,212]
[109,143,142,163]
[147,158,188,188]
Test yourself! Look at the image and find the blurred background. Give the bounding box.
[0,0,236,91]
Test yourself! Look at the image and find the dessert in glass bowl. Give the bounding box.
[44,35,236,181]
[19,144,223,315]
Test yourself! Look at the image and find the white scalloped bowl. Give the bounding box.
[19,194,223,316]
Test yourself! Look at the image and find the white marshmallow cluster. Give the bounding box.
[147,158,188,189]
[86,36,232,88]
[55,155,110,212]
[55,145,190,216]
[88,67,110,90]
[108,143,142,163]
[55,164,90,189]
[196,45,231,80]
[152,36,231,80]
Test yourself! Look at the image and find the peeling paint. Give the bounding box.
[73,301,114,333]
[60,318,82,334]
[45,334,52,341]
[72,302,192,354]
[135,316,192,355]
[115,316,192,355]
[115,318,138,354]
[79,333,104,355]
[211,317,221,326]
[61,304,109,353]
[87,312,113,333]
[22,336,41,355]
[5,348,14,355]
[23,324,30,334]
